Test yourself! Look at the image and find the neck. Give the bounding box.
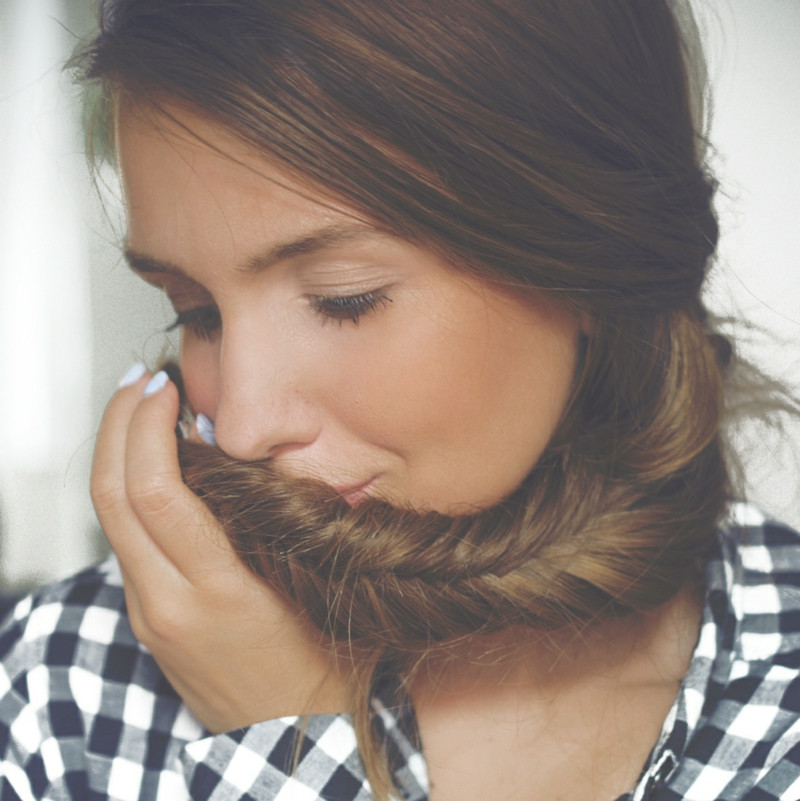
[411,585,703,708]
[408,589,704,801]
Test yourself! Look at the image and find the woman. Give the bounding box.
[1,1,799,799]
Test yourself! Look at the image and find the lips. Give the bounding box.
[333,478,375,506]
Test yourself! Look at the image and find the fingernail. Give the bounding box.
[119,362,147,388]
[196,413,217,445]
[143,370,169,397]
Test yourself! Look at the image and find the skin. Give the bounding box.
[115,100,580,513]
[413,592,702,800]
[91,99,702,800]
[91,369,352,729]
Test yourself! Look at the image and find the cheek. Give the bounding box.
[316,311,502,466]
[181,338,221,418]
[319,317,464,443]
[330,304,578,509]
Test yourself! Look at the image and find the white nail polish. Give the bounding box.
[119,362,147,388]
[196,413,217,445]
[143,370,169,397]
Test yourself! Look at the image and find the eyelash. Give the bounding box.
[309,291,392,325]
[165,291,392,339]
[165,306,221,342]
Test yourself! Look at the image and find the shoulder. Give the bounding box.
[0,555,188,716]
[1,557,136,673]
[0,555,190,706]
[717,501,800,568]
[0,561,383,801]
[663,505,800,801]
[710,502,800,665]
[0,558,203,799]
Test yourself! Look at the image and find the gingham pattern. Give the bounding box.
[0,559,426,801]
[1,503,799,800]
[620,503,800,801]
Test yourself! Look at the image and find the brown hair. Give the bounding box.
[80,0,736,795]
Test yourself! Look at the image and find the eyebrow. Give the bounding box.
[124,223,384,279]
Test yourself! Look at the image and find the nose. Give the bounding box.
[209,322,321,462]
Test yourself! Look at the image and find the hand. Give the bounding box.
[91,367,350,733]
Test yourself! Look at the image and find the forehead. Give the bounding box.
[115,100,376,263]
[113,97,546,313]
[114,98,331,209]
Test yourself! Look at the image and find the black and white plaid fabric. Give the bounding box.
[1,502,799,800]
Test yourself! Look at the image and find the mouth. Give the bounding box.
[333,478,375,506]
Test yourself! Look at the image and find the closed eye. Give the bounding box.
[165,306,221,341]
[310,291,392,325]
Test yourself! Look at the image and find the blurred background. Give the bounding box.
[0,0,798,594]
[0,0,177,594]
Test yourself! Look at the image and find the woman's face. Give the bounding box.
[117,102,580,512]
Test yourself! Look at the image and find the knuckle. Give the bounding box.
[90,474,125,517]
[124,603,150,645]
[136,597,191,645]
[127,471,178,517]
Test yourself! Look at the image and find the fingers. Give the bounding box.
[124,373,238,579]
[123,370,183,521]
[92,366,237,590]
[91,366,152,546]
[91,370,351,728]
[92,368,183,588]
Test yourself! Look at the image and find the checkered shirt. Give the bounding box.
[1,502,799,800]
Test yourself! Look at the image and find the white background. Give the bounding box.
[0,0,797,592]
